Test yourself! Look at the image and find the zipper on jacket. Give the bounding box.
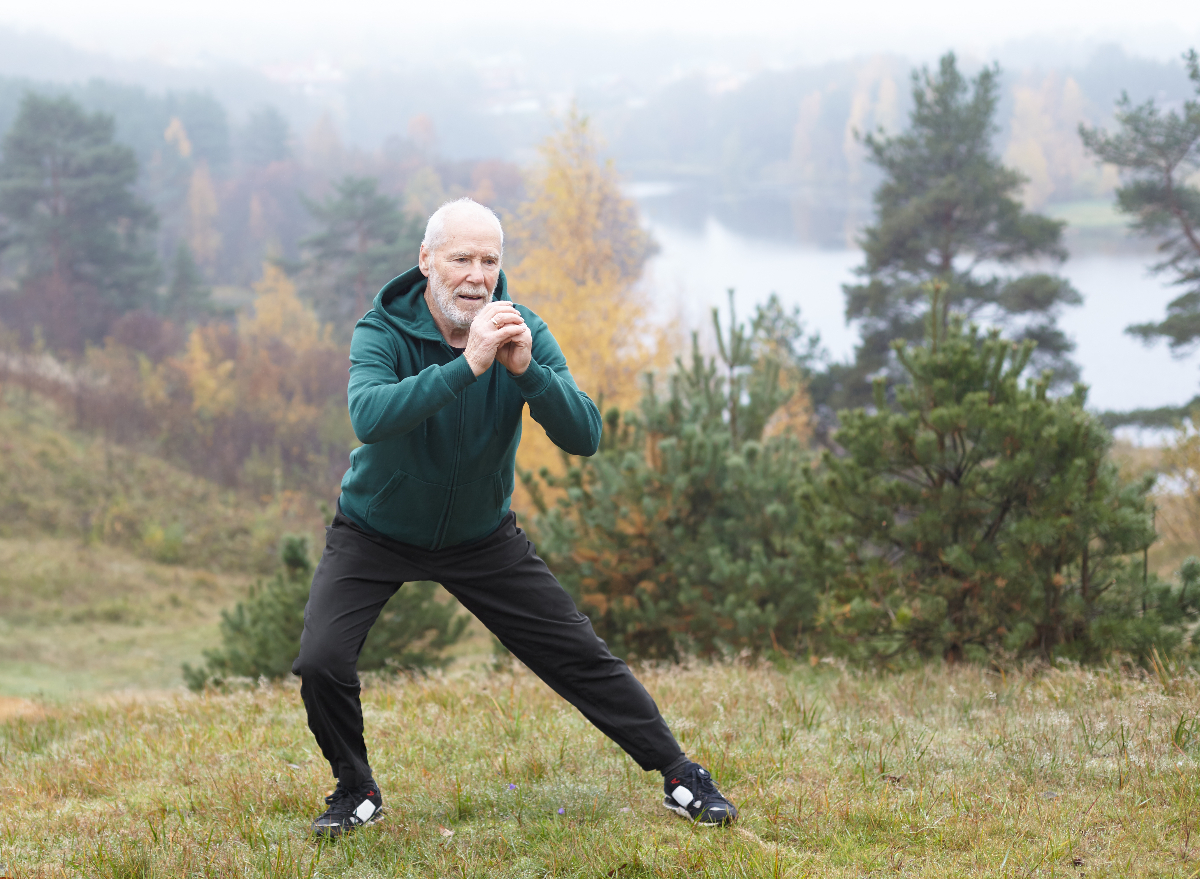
[432,344,467,550]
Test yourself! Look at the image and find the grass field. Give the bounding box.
[2,659,1199,878]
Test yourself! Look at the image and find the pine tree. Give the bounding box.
[804,286,1190,663]
[165,243,217,326]
[528,296,819,660]
[0,93,158,350]
[184,535,467,688]
[300,176,421,330]
[840,53,1079,407]
[238,105,291,168]
[1080,49,1200,353]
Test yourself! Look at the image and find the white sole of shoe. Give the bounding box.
[661,800,730,826]
[312,808,385,839]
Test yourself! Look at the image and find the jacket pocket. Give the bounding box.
[366,469,450,548]
[444,469,507,546]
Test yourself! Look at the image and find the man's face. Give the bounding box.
[419,213,503,329]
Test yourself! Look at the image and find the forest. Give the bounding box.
[1,48,1198,679]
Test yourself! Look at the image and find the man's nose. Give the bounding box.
[465,259,487,282]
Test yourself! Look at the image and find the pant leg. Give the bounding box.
[432,513,684,772]
[291,514,425,788]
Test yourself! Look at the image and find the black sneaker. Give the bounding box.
[663,763,738,826]
[311,781,383,838]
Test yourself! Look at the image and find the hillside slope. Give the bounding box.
[0,395,328,697]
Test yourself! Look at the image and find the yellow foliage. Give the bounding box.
[241,264,326,349]
[1002,73,1120,209]
[144,264,350,492]
[179,330,236,421]
[504,110,665,488]
[1156,415,1200,555]
[163,117,192,159]
[505,109,663,411]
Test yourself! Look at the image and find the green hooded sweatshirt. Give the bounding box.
[338,266,601,550]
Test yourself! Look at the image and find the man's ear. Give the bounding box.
[418,245,430,277]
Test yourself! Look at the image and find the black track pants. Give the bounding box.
[291,509,684,789]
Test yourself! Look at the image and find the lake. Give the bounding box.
[639,211,1198,416]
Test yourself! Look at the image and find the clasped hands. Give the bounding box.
[464,302,532,377]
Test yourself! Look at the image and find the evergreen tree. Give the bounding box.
[804,286,1191,664]
[840,53,1079,407]
[165,243,217,326]
[1080,49,1200,353]
[300,176,421,330]
[528,296,819,660]
[0,93,158,350]
[184,535,467,688]
[238,105,291,168]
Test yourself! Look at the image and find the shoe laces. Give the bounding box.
[323,786,357,812]
[690,767,720,800]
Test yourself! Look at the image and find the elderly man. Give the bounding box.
[292,198,737,837]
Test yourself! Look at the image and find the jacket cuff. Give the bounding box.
[441,354,479,394]
[511,359,552,398]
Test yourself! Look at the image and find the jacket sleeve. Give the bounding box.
[511,317,602,456]
[347,319,477,444]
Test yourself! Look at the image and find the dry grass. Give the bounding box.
[2,659,1199,877]
[0,536,258,698]
[0,392,325,575]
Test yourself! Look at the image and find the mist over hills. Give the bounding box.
[0,25,1196,260]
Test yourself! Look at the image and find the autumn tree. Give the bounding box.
[1080,49,1200,354]
[505,110,660,411]
[0,93,158,350]
[154,264,352,491]
[839,54,1080,407]
[300,176,421,331]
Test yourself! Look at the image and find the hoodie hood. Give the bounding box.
[371,265,511,341]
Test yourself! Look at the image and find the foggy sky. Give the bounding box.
[3,0,1200,69]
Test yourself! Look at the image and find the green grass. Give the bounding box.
[2,660,1199,877]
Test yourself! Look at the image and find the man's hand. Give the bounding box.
[495,322,532,376]
[464,302,527,377]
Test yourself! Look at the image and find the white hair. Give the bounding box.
[421,197,504,256]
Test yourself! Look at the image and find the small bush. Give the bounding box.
[183,535,467,689]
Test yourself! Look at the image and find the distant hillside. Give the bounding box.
[0,394,324,574]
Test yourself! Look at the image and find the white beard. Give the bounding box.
[428,268,490,329]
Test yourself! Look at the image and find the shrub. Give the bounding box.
[802,287,1198,663]
[183,535,467,688]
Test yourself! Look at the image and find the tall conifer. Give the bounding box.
[840,54,1079,406]
[0,93,158,350]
